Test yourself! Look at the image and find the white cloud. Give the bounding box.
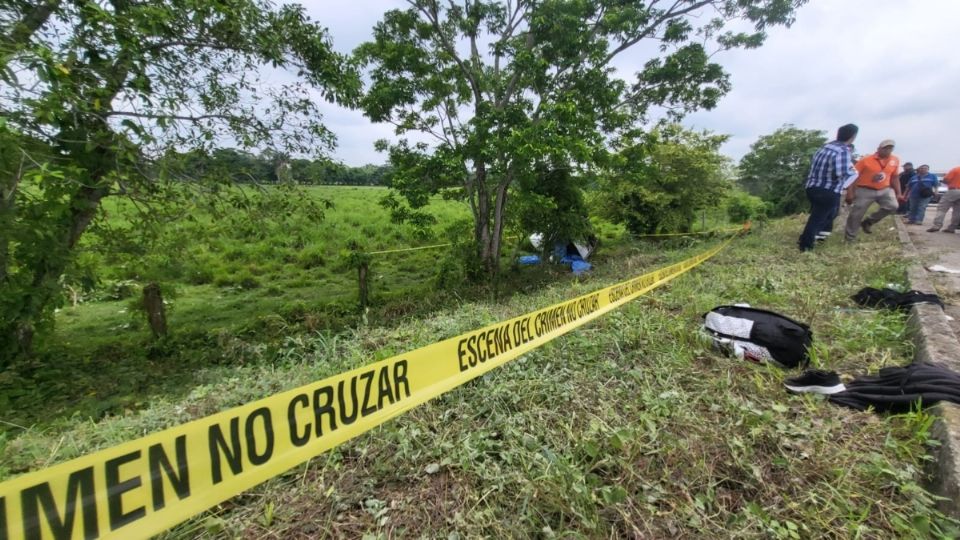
[685,0,960,172]
[304,0,960,172]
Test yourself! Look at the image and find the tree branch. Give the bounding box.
[496,31,533,109]
[144,39,251,55]
[104,110,236,123]
[409,0,483,104]
[1,0,61,70]
[602,0,714,66]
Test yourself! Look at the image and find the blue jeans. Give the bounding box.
[908,194,933,223]
[799,187,841,251]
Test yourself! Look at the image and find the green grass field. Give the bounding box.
[4,187,470,427]
[1,185,684,431]
[1,214,957,538]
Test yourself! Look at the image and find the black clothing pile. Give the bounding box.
[827,362,960,413]
[851,287,943,311]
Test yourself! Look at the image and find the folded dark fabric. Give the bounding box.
[851,287,943,311]
[828,362,960,413]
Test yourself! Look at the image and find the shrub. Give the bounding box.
[726,191,770,223]
[434,218,483,288]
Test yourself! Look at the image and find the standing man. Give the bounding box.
[897,162,914,214]
[844,140,903,240]
[798,123,858,251]
[904,164,938,225]
[928,165,960,233]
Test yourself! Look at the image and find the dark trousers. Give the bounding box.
[822,195,840,233]
[799,187,841,251]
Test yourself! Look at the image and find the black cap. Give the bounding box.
[904,162,913,167]
[837,123,858,142]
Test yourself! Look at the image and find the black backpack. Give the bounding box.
[702,305,813,369]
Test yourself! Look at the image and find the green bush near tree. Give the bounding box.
[727,190,771,223]
[738,125,828,216]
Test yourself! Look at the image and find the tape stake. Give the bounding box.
[0,226,745,539]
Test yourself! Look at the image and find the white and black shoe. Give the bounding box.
[784,369,846,395]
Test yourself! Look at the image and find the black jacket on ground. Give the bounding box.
[851,287,943,311]
[828,362,960,413]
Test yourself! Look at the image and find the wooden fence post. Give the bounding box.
[358,260,369,309]
[347,241,371,310]
[143,283,168,338]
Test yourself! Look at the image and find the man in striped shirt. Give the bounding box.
[798,124,859,251]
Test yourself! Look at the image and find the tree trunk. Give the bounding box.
[5,185,108,355]
[2,2,131,360]
[473,161,509,280]
[357,261,369,309]
[0,175,17,284]
[142,283,168,338]
[489,180,509,279]
[474,161,491,264]
[1,0,61,70]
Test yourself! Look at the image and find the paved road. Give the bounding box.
[900,203,960,335]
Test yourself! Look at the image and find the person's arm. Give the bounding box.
[905,175,917,197]
[845,157,863,203]
[891,165,903,200]
[840,162,859,189]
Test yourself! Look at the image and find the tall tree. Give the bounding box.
[738,124,827,216]
[0,0,358,358]
[598,125,732,234]
[356,0,806,277]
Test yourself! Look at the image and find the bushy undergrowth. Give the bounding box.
[2,216,956,538]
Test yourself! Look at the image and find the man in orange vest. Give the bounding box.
[844,139,904,240]
[928,165,960,233]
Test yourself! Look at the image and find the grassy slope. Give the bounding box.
[64,186,471,339]
[1,187,472,427]
[2,216,956,538]
[0,186,727,429]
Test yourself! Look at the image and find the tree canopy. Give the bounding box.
[0,0,359,358]
[738,124,827,216]
[356,0,806,276]
[598,125,732,234]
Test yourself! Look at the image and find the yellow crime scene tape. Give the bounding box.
[0,224,748,539]
[631,225,744,238]
[366,242,452,255]
[366,235,519,256]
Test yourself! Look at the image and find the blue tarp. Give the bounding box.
[560,254,592,275]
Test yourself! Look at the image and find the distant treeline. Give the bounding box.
[168,148,391,186]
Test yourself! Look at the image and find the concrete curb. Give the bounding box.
[895,219,960,517]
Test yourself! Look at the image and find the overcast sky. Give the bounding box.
[305,0,960,172]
